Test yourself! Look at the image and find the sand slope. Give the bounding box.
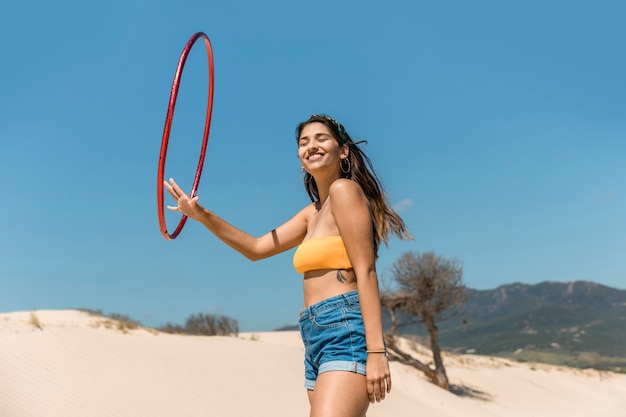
[1,310,624,417]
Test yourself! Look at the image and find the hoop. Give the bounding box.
[157,32,214,240]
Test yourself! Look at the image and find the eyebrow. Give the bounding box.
[298,132,332,141]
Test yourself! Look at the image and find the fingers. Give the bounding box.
[164,178,182,198]
[367,382,378,403]
[366,355,391,403]
[164,178,191,202]
[164,179,181,211]
[168,178,181,193]
[164,179,202,218]
[367,377,391,403]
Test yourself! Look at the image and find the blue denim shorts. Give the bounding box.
[298,290,367,390]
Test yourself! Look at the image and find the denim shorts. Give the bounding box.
[298,290,367,390]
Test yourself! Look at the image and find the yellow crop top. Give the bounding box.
[293,236,353,274]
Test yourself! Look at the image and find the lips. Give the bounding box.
[307,152,324,161]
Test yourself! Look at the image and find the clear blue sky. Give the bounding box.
[1,0,624,331]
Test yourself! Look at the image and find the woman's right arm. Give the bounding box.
[164,178,309,260]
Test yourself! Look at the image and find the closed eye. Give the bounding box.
[299,133,332,147]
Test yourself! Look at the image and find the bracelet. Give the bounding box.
[366,349,387,354]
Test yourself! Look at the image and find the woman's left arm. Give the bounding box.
[329,179,391,404]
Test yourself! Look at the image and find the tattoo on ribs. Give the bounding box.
[336,270,347,283]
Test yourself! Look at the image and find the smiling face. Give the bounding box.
[298,122,348,178]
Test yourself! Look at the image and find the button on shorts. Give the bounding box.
[298,290,367,390]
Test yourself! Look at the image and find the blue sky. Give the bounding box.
[1,0,624,331]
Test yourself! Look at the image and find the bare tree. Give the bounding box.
[381,251,466,390]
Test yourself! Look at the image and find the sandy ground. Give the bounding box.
[1,310,625,417]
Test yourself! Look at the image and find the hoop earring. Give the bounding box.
[340,157,351,175]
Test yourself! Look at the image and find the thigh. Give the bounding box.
[309,371,369,417]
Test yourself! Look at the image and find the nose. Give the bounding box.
[305,142,318,153]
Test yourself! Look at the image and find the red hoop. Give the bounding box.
[157,32,214,240]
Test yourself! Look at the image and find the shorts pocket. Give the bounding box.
[312,307,347,329]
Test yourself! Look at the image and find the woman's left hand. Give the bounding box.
[163,178,205,222]
[365,353,392,403]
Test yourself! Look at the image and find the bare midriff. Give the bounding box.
[303,268,358,307]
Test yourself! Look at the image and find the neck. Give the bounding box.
[313,172,341,206]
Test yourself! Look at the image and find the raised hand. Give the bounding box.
[163,178,204,221]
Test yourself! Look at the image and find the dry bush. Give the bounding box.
[160,313,239,337]
[79,309,143,333]
[108,313,141,333]
[29,312,43,330]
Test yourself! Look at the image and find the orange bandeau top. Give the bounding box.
[293,236,353,274]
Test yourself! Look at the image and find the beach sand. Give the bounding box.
[1,310,625,417]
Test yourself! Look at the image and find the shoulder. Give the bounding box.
[329,179,368,206]
[330,178,365,197]
[298,201,318,219]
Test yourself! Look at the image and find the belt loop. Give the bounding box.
[343,292,353,306]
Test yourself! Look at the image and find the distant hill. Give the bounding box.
[436,281,625,353]
[400,281,626,370]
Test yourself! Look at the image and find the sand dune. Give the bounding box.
[1,310,625,417]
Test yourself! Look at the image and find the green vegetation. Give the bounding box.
[504,350,626,373]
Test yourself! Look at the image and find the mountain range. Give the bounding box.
[411,281,626,370]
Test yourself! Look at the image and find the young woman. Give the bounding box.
[164,114,412,417]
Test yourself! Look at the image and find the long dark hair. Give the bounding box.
[295,114,412,254]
